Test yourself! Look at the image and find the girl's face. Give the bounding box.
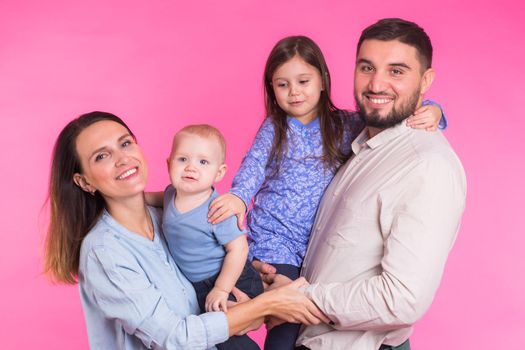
[271,55,324,124]
[73,120,148,204]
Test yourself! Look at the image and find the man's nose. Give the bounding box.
[368,72,388,93]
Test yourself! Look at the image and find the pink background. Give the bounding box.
[1,0,524,348]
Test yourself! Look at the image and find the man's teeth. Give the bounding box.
[369,97,391,104]
[117,168,137,179]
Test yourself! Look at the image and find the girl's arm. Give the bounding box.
[406,100,447,131]
[205,235,249,312]
[209,119,275,228]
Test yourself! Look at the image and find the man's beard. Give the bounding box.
[355,89,420,129]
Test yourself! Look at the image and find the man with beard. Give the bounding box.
[292,18,467,350]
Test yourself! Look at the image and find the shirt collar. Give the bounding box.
[351,121,412,154]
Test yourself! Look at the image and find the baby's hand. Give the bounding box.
[208,193,246,230]
[406,104,441,131]
[205,286,230,312]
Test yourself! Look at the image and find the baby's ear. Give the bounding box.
[215,164,228,182]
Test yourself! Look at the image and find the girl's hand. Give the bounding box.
[406,104,442,131]
[208,193,247,230]
[205,286,230,312]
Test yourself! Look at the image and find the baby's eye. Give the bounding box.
[177,157,187,162]
[200,159,209,165]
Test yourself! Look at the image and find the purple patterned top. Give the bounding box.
[230,111,365,266]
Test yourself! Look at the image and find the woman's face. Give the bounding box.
[73,120,148,202]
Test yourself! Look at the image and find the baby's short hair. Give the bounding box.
[173,124,226,162]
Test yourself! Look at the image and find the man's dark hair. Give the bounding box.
[357,18,433,70]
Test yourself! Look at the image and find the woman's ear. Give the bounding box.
[73,173,96,195]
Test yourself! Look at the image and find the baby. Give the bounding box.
[162,124,262,349]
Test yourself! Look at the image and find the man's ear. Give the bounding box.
[420,68,435,95]
[73,173,95,194]
[215,164,228,182]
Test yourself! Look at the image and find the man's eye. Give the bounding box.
[391,69,403,75]
[122,140,132,147]
[361,65,373,72]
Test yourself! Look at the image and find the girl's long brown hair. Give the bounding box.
[263,36,349,171]
[44,112,134,284]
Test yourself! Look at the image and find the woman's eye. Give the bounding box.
[95,153,107,162]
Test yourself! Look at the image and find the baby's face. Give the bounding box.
[168,133,225,196]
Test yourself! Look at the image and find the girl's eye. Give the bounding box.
[277,82,287,88]
[299,80,309,84]
[200,159,209,165]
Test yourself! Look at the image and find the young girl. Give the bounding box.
[207,36,446,350]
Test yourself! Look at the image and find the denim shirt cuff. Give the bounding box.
[200,311,229,348]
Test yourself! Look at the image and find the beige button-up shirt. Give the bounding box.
[298,122,467,349]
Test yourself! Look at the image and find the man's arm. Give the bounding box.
[304,155,466,331]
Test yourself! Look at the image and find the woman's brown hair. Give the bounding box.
[44,111,134,284]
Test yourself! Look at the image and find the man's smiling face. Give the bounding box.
[354,39,434,129]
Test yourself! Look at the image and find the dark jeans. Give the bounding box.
[264,263,301,350]
[192,261,264,350]
[296,339,411,350]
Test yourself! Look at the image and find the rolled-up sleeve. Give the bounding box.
[84,246,229,349]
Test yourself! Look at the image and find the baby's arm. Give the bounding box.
[406,100,447,131]
[205,235,249,313]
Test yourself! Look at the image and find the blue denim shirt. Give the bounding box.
[78,207,228,349]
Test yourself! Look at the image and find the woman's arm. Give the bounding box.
[225,277,329,336]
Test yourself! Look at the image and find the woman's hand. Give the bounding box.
[208,193,247,230]
[406,104,442,131]
[266,277,330,326]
